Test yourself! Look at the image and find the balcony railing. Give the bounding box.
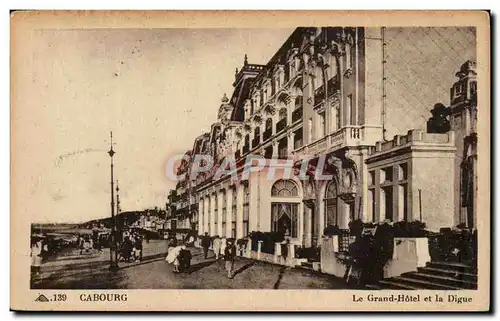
[235,150,241,160]
[292,107,303,123]
[329,126,364,150]
[276,118,287,133]
[263,129,272,141]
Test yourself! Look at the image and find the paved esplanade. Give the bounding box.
[32,240,350,289]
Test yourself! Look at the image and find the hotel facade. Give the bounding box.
[167,27,477,248]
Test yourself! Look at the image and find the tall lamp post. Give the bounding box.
[116,180,121,216]
[108,131,119,271]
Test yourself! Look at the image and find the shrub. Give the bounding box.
[295,246,321,261]
[323,224,341,236]
[249,231,284,254]
[349,219,364,237]
[236,238,247,246]
[393,220,427,237]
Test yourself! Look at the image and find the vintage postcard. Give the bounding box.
[10,10,490,311]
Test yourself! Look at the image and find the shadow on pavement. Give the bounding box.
[119,253,167,269]
[188,260,216,274]
[232,261,255,277]
[273,266,287,289]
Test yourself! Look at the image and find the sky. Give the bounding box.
[15,28,294,223]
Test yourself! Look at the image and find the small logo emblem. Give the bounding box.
[35,294,50,302]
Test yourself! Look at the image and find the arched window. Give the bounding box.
[294,96,303,110]
[271,179,299,197]
[265,118,272,131]
[279,108,287,120]
[271,180,299,237]
[324,180,338,227]
[254,126,260,139]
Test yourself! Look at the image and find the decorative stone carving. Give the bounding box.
[264,104,276,116]
[343,68,353,79]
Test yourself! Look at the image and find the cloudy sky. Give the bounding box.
[14,28,293,223]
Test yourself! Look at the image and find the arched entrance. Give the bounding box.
[271,180,300,239]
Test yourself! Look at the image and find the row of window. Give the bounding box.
[201,184,250,237]
[248,35,355,116]
[368,163,408,186]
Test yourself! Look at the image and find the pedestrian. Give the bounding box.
[224,239,237,279]
[220,237,227,260]
[166,245,182,273]
[178,246,192,273]
[187,234,195,247]
[212,235,221,260]
[201,232,211,259]
[79,236,85,255]
[31,237,46,278]
[133,235,143,262]
[121,236,132,262]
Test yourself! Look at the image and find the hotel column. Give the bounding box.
[226,187,234,237]
[209,192,216,236]
[217,190,224,236]
[236,183,245,239]
[204,196,209,234]
[340,199,351,229]
[288,132,295,154]
[288,95,295,125]
[272,140,278,158]
[198,195,204,234]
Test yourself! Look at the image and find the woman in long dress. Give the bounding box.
[165,245,182,273]
[220,237,227,260]
[212,235,221,260]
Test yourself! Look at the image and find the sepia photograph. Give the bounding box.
[10,10,490,311]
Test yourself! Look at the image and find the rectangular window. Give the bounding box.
[381,167,393,183]
[382,186,393,222]
[346,94,355,125]
[231,222,236,238]
[221,222,226,237]
[368,188,375,222]
[319,111,326,137]
[399,184,408,221]
[330,105,337,132]
[243,221,249,237]
[368,170,375,186]
[271,203,298,238]
[399,163,408,181]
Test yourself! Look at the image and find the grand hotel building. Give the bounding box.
[168,27,477,248]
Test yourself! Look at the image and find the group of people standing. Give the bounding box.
[119,231,143,263]
[165,236,192,273]
[201,233,237,279]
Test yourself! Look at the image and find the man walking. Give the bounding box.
[224,239,237,279]
[201,232,211,259]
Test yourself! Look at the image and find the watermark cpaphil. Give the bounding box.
[163,152,336,183]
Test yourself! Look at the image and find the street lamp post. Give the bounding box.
[108,131,119,272]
